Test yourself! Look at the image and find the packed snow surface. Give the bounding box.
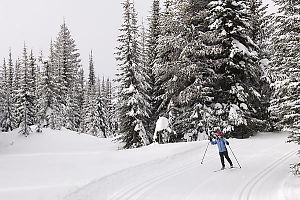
[0,128,299,200]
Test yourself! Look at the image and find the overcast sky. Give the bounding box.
[0,0,276,79]
[0,0,152,79]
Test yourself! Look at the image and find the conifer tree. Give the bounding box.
[83,63,93,135]
[153,0,193,141]
[0,59,7,112]
[163,0,219,139]
[28,50,38,124]
[77,68,85,131]
[36,60,55,128]
[116,0,152,148]
[0,59,9,131]
[270,0,300,132]
[84,52,107,137]
[16,44,35,135]
[147,0,160,69]
[7,50,14,98]
[206,0,267,137]
[0,51,15,131]
[7,51,15,129]
[52,22,81,129]
[35,51,44,132]
[101,76,106,101]
[65,84,78,131]
[139,20,154,137]
[105,78,114,136]
[270,0,300,175]
[13,59,21,127]
[85,87,107,137]
[88,51,96,92]
[53,21,81,107]
[147,1,161,130]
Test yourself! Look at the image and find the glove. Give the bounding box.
[226,141,229,145]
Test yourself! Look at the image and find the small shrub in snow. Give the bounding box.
[291,163,300,176]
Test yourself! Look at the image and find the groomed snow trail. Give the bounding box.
[65,132,299,200]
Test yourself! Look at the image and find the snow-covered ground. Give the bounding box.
[0,129,299,200]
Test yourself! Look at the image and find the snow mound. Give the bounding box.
[0,127,118,155]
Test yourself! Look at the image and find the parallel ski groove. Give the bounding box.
[109,142,248,200]
[237,150,296,200]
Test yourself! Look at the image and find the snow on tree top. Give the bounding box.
[154,117,169,133]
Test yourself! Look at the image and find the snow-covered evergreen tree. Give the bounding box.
[0,59,6,116]
[77,68,85,131]
[0,50,15,131]
[65,83,79,131]
[250,0,272,124]
[146,0,161,132]
[28,50,38,124]
[154,0,207,140]
[18,106,33,136]
[116,0,152,148]
[88,51,96,92]
[147,0,160,70]
[16,44,35,135]
[53,21,81,107]
[270,0,300,175]
[0,59,9,131]
[12,59,21,128]
[7,50,14,97]
[83,52,107,137]
[84,87,99,136]
[140,20,154,138]
[104,77,114,137]
[160,0,219,140]
[206,0,267,137]
[36,60,55,128]
[52,21,81,130]
[269,0,300,132]
[85,88,107,137]
[152,0,183,135]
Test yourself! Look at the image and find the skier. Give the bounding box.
[210,131,233,170]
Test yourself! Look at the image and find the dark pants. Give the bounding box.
[219,151,233,167]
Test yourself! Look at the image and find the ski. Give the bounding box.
[213,169,224,172]
[213,166,240,172]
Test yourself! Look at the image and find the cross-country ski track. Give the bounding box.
[65,132,299,200]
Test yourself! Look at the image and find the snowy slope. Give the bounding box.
[0,128,202,200]
[0,130,299,200]
[64,132,299,200]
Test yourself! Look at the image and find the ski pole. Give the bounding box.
[201,141,210,164]
[228,145,242,168]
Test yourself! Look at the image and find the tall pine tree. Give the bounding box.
[116,0,152,148]
[53,21,82,130]
[0,50,15,131]
[270,0,300,175]
[17,44,34,135]
[206,0,267,138]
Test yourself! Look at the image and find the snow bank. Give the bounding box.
[0,127,118,155]
[0,128,199,200]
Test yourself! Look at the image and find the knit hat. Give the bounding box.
[217,131,222,135]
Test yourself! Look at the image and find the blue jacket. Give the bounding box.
[211,138,228,152]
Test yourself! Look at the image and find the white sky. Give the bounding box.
[0,0,276,79]
[0,0,152,79]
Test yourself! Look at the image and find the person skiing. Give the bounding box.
[210,131,233,170]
